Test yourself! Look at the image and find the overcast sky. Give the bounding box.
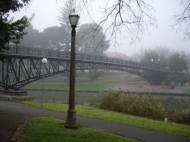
[11,0,190,56]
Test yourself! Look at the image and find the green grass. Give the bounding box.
[19,117,135,142]
[23,83,107,91]
[185,90,190,94]
[29,91,97,103]
[21,101,190,138]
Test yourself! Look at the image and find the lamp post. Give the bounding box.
[41,58,47,107]
[15,30,20,91]
[15,30,20,54]
[65,12,80,128]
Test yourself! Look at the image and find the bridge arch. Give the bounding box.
[0,46,188,90]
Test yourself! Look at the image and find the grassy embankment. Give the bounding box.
[19,117,136,142]
[23,72,141,90]
[23,73,141,103]
[21,101,190,138]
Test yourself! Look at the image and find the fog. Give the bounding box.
[10,0,190,56]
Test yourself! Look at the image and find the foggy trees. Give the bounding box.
[168,51,188,72]
[0,0,31,53]
[36,26,65,49]
[77,23,110,55]
[139,47,169,67]
[58,0,72,51]
[132,47,189,72]
[20,23,39,47]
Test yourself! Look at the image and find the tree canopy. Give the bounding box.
[0,0,31,53]
[132,47,188,72]
[77,23,110,55]
[168,51,188,72]
[20,22,39,47]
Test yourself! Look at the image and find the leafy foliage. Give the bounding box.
[0,0,31,53]
[97,90,190,124]
[98,90,165,119]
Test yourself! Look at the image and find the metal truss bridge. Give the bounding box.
[0,46,189,90]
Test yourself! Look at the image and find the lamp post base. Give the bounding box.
[65,109,78,129]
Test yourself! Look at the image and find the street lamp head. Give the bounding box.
[42,58,47,64]
[151,59,153,62]
[69,14,80,27]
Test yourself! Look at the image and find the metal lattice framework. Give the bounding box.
[0,46,187,90]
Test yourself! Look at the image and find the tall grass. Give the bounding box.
[97,90,190,124]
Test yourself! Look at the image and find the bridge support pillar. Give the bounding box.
[0,90,34,101]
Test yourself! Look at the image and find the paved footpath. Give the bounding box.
[0,100,190,142]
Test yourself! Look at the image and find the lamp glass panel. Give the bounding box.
[69,15,80,26]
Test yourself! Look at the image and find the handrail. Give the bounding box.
[2,45,170,72]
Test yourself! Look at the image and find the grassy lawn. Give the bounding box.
[21,101,190,138]
[23,83,107,91]
[29,91,97,104]
[19,117,136,142]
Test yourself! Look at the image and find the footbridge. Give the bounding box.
[0,46,189,90]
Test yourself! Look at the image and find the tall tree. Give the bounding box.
[168,51,188,72]
[140,49,168,67]
[36,26,66,49]
[0,0,31,54]
[77,23,110,55]
[58,0,73,51]
[20,22,39,47]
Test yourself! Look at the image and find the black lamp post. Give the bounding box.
[65,13,80,128]
[15,30,20,90]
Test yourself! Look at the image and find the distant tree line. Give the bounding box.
[1,0,190,55]
[19,22,110,55]
[18,0,110,56]
[130,46,190,85]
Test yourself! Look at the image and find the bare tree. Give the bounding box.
[73,0,157,43]
[172,0,190,39]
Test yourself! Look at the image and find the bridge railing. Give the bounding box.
[3,45,169,72]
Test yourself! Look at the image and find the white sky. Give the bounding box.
[11,0,190,56]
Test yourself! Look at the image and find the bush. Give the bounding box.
[89,70,104,81]
[97,90,190,124]
[97,90,165,120]
[166,109,190,124]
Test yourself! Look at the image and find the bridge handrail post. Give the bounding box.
[48,50,51,57]
[58,51,60,57]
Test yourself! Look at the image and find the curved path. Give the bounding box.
[0,100,190,142]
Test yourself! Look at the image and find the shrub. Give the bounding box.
[166,109,190,124]
[97,90,190,124]
[97,90,165,120]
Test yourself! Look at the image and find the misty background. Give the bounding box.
[10,0,190,56]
